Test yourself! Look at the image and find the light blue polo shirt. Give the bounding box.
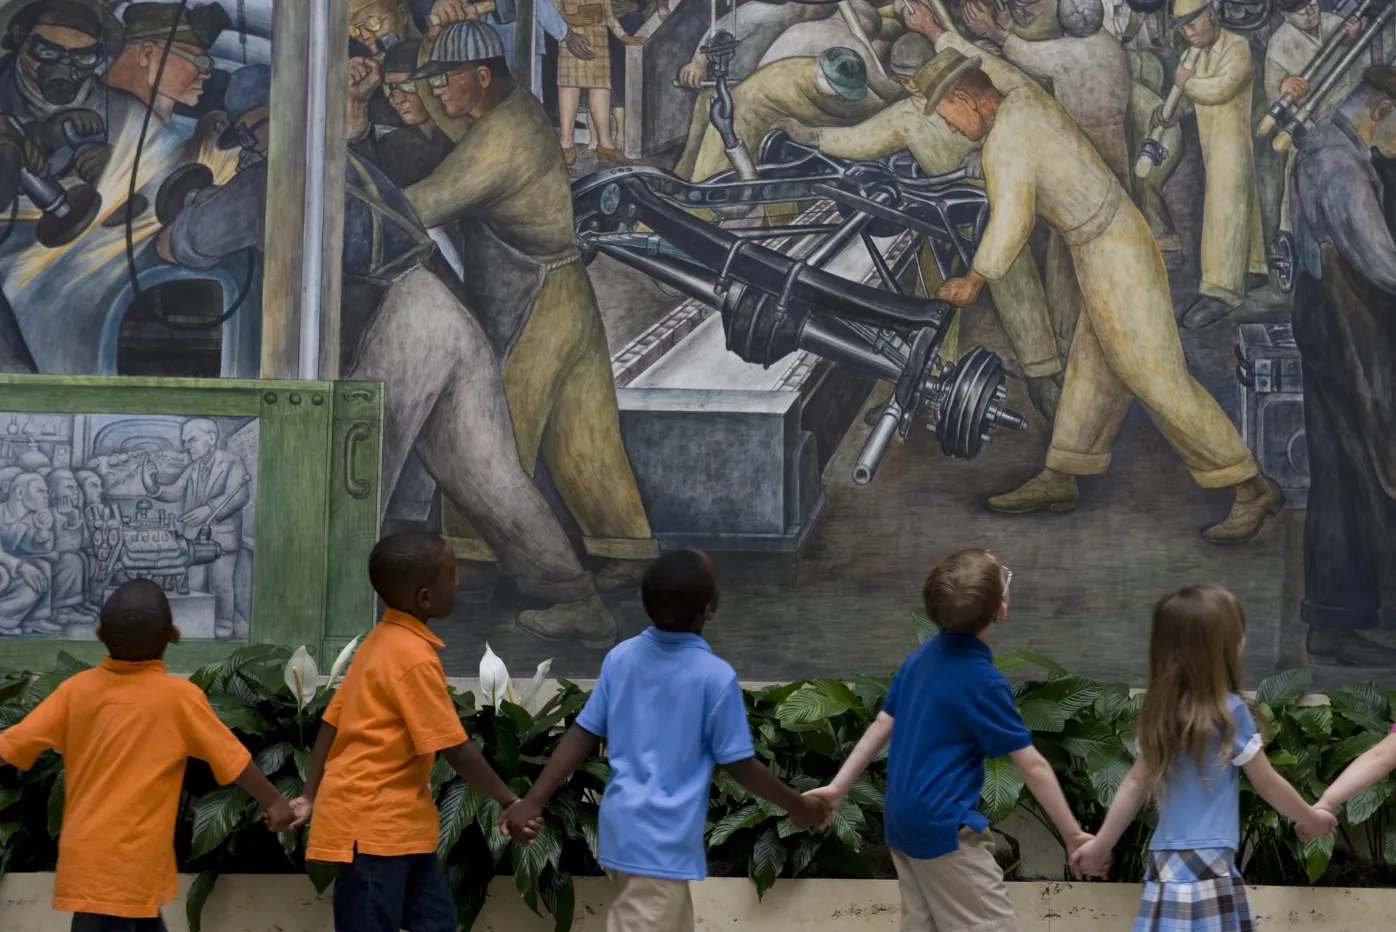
[1150,693,1262,852]
[575,627,756,880]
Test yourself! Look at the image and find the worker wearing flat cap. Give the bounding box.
[105,2,230,125]
[920,49,1283,542]
[774,36,1062,423]
[1162,0,1269,330]
[1286,66,1396,666]
[404,20,660,643]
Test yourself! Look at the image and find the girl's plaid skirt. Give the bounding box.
[1134,848,1255,932]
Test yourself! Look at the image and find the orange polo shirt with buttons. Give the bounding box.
[306,609,467,863]
[0,658,252,919]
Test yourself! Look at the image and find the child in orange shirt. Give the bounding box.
[0,579,295,932]
[294,532,533,932]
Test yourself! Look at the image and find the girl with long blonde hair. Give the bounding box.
[1071,586,1336,931]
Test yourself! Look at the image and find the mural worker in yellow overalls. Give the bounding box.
[773,33,1064,422]
[405,21,660,642]
[1160,0,1269,330]
[921,49,1284,543]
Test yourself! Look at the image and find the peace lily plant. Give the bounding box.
[479,642,554,709]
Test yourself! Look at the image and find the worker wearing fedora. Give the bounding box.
[1166,0,1270,330]
[920,48,1283,545]
[780,36,1064,423]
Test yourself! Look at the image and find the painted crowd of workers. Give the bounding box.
[665,0,1392,666]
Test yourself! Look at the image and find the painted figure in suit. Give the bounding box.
[141,418,250,638]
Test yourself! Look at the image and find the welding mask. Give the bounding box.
[26,34,102,105]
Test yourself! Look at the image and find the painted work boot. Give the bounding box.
[1201,475,1284,543]
[985,469,1080,514]
[516,594,619,650]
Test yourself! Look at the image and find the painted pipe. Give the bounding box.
[299,0,330,380]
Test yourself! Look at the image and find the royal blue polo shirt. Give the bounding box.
[882,631,1032,860]
[575,627,756,880]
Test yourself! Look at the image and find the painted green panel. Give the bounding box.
[324,380,384,648]
[0,639,238,672]
[248,387,333,663]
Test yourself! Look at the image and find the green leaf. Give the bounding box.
[578,759,610,783]
[847,777,884,811]
[0,787,20,812]
[1302,831,1334,883]
[511,822,564,911]
[852,674,890,714]
[429,756,455,795]
[306,860,337,894]
[790,833,823,874]
[1059,722,1119,761]
[708,803,767,847]
[777,686,855,730]
[980,755,1024,821]
[1326,733,1381,771]
[580,812,601,863]
[994,650,1067,679]
[189,786,250,859]
[46,770,64,839]
[750,825,788,897]
[1327,684,1392,733]
[713,767,751,803]
[1093,683,1132,721]
[537,866,576,932]
[1256,669,1313,708]
[1345,782,1392,825]
[1290,706,1334,744]
[1086,753,1133,807]
[912,612,938,644]
[475,798,510,862]
[437,780,487,857]
[185,870,219,932]
[827,800,865,852]
[1018,697,1067,733]
[254,742,294,778]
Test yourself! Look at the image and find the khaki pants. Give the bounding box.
[444,260,659,564]
[892,830,1020,932]
[1047,201,1259,487]
[606,871,694,932]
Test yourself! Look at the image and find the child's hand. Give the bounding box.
[262,797,297,834]
[787,793,827,830]
[1069,835,1111,879]
[1296,806,1338,842]
[500,797,543,844]
[802,786,844,830]
[288,796,313,829]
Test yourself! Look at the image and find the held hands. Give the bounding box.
[801,786,845,830]
[1068,834,1111,879]
[1295,802,1339,843]
[288,796,314,830]
[499,796,544,844]
[262,797,298,833]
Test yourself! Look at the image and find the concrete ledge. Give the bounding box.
[4,874,1393,932]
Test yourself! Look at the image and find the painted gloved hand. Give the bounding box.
[72,142,111,184]
[0,118,46,174]
[37,107,103,151]
[961,149,984,180]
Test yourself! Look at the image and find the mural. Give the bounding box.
[0,412,256,641]
[0,0,1390,687]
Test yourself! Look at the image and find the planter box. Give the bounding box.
[4,874,1395,932]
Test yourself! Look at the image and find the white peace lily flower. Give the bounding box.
[327,635,361,691]
[518,659,554,708]
[284,646,319,711]
[479,643,510,710]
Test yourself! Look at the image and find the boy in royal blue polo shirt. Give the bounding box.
[502,549,825,931]
[808,549,1090,931]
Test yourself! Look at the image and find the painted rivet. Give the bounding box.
[263,392,277,404]
[311,394,325,406]
[289,393,302,405]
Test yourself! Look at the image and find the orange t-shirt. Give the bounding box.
[306,609,467,863]
[0,658,252,918]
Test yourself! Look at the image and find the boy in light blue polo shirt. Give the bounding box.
[809,549,1092,932]
[502,549,824,931]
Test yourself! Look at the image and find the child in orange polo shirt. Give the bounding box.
[295,532,531,932]
[0,579,295,932]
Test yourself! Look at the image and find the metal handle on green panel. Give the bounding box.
[344,422,372,499]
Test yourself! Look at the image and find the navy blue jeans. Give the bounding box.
[333,851,457,932]
[70,915,166,932]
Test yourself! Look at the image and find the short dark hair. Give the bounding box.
[640,550,717,631]
[369,531,450,611]
[100,579,173,661]
[921,548,1004,635]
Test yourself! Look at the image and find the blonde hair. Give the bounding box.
[1136,585,1248,797]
